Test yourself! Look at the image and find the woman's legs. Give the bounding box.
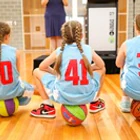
[49,36,62,52]
[50,37,56,52]
[56,36,62,47]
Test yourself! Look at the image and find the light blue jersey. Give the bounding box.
[0,44,28,100]
[121,36,140,100]
[42,43,101,105]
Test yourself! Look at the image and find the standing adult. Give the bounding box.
[41,0,68,52]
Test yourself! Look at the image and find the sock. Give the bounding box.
[121,96,130,102]
[18,96,31,106]
[42,99,53,106]
[92,97,99,102]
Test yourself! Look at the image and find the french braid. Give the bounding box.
[75,21,93,77]
[54,21,74,77]
[54,20,93,78]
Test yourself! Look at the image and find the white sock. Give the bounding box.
[42,99,53,106]
[93,97,99,102]
[121,96,130,102]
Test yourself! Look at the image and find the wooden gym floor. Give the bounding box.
[0,51,140,140]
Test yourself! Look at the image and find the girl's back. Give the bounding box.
[123,36,140,90]
[54,44,98,105]
[0,44,24,100]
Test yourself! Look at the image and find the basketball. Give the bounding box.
[131,100,140,120]
[0,98,19,117]
[61,104,88,126]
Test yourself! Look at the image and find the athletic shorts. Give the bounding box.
[41,72,101,104]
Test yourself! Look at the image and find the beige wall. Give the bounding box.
[0,0,23,49]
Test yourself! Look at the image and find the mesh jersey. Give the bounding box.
[0,44,24,100]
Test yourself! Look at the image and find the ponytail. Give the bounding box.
[0,22,11,62]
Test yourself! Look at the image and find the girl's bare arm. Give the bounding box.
[116,42,126,68]
[39,51,56,75]
[91,50,105,71]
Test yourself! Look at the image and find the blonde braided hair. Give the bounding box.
[54,20,93,77]
[74,21,93,77]
[135,14,140,31]
[0,22,10,61]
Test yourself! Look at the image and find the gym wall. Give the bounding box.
[0,0,23,49]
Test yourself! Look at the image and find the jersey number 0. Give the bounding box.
[0,61,13,85]
[65,59,89,85]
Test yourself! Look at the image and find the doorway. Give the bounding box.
[23,0,50,51]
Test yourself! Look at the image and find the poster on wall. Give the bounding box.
[88,7,117,53]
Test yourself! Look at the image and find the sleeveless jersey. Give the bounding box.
[52,43,99,104]
[121,36,140,95]
[0,44,24,100]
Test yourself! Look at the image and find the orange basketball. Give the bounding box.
[131,100,140,120]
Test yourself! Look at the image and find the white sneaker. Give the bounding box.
[120,100,131,113]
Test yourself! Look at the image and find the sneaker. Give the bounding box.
[30,103,56,118]
[18,96,31,106]
[120,100,131,113]
[89,99,105,113]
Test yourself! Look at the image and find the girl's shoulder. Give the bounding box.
[126,36,140,44]
[81,43,91,51]
[2,44,16,51]
[81,43,90,47]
